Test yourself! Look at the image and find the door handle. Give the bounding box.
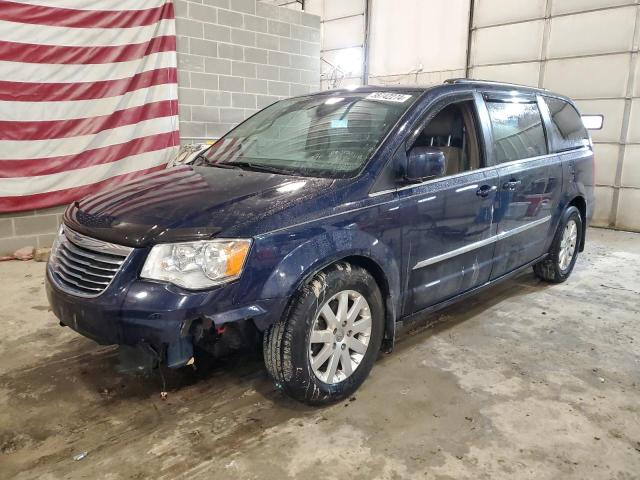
[503,179,522,191]
[476,184,496,198]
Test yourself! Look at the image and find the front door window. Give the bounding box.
[409,101,482,177]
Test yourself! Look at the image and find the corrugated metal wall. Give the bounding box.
[301,0,470,88]
[304,0,367,89]
[468,0,640,231]
[368,0,470,86]
[283,0,640,232]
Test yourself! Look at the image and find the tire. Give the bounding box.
[533,206,583,283]
[263,262,384,405]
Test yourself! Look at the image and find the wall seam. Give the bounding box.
[473,2,638,30]
[472,49,639,69]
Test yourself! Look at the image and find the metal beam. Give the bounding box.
[363,0,372,85]
[464,0,475,78]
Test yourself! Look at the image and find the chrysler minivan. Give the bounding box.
[46,79,594,404]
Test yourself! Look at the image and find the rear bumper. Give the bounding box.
[46,269,285,366]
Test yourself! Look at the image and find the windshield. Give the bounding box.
[202,91,418,178]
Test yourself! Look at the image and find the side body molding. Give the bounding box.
[413,215,552,270]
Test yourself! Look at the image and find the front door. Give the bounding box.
[396,95,499,315]
[482,94,563,279]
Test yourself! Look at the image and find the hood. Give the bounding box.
[64,165,335,247]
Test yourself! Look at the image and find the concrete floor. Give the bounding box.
[0,227,638,479]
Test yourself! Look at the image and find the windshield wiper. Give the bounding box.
[230,162,294,175]
[209,162,242,170]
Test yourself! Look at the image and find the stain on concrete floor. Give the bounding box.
[0,227,638,479]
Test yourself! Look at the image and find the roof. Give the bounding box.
[303,79,571,102]
[311,84,428,95]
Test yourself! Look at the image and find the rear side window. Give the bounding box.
[543,96,590,152]
[486,100,548,163]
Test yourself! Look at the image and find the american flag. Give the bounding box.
[0,0,180,213]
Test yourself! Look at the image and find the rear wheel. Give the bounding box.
[263,262,384,405]
[533,206,582,283]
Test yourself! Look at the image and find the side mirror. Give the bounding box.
[405,147,446,183]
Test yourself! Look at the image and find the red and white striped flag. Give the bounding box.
[0,0,180,213]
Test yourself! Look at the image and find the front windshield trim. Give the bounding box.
[203,89,426,180]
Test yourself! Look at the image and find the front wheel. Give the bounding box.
[533,206,583,283]
[263,262,384,405]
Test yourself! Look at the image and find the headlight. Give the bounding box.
[49,225,65,264]
[141,239,252,290]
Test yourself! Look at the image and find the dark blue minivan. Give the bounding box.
[46,80,594,404]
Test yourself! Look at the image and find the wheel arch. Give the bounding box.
[293,254,397,353]
[257,229,401,351]
[568,195,587,251]
[341,255,396,353]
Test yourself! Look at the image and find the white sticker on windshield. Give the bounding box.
[366,92,412,103]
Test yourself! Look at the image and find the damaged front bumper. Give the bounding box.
[45,269,285,369]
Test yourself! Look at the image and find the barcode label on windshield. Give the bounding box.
[366,92,412,103]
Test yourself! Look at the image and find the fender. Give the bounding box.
[559,147,593,251]
[258,227,402,342]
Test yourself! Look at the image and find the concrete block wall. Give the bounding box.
[175,0,321,143]
[468,0,640,232]
[0,206,65,255]
[0,1,321,255]
[262,0,367,89]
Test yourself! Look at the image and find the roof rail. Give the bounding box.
[444,78,548,91]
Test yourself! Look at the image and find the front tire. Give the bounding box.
[533,206,583,283]
[263,262,384,405]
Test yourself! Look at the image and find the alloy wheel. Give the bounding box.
[558,219,578,271]
[308,290,372,384]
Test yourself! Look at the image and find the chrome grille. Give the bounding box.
[48,226,133,297]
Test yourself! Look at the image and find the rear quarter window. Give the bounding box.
[485,100,548,163]
[543,96,590,152]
